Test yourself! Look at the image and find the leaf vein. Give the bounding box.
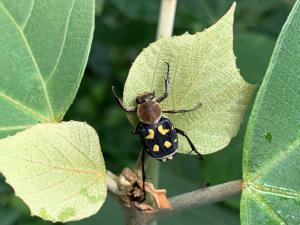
[0,154,101,175]
[249,183,300,199]
[37,130,75,168]
[21,0,34,29]
[0,91,49,122]
[47,0,76,81]
[0,125,31,131]
[250,137,300,181]
[0,2,55,121]
[55,125,98,170]
[250,189,289,225]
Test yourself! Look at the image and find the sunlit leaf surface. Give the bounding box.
[124,4,255,154]
[0,121,106,222]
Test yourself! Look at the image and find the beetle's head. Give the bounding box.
[136,92,155,104]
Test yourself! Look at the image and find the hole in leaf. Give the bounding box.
[264,132,272,143]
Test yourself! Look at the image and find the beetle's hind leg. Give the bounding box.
[175,128,203,160]
[139,147,147,202]
[156,62,171,103]
[162,102,202,114]
[112,86,137,112]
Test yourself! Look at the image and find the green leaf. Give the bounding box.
[0,121,107,222]
[0,0,94,138]
[241,1,300,224]
[123,3,255,155]
[199,31,275,209]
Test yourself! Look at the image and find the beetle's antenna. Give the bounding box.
[112,86,121,105]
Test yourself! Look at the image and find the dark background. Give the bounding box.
[0,0,294,224]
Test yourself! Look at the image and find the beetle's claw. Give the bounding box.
[166,155,173,160]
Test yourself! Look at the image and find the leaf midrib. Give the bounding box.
[248,182,300,199]
[0,154,101,175]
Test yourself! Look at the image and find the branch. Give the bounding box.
[107,170,119,196]
[106,169,242,225]
[139,2,178,223]
[144,179,242,224]
[135,0,178,196]
[156,0,177,38]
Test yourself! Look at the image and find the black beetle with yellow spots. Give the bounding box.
[136,116,178,161]
[112,62,203,162]
[113,62,204,200]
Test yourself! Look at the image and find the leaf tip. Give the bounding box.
[212,1,236,29]
[232,2,237,9]
[228,2,236,17]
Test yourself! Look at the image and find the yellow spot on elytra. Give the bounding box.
[153,144,160,152]
[145,129,155,139]
[158,125,170,135]
[174,138,177,143]
[164,141,172,148]
[171,126,174,130]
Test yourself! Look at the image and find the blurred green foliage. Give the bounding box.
[0,0,294,224]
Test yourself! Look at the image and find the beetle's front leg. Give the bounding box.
[156,62,170,103]
[112,86,137,112]
[162,102,202,114]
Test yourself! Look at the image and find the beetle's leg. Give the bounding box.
[132,122,142,135]
[139,147,147,202]
[175,128,203,160]
[156,62,170,103]
[112,86,137,112]
[162,102,202,114]
[199,182,210,188]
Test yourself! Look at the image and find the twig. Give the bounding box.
[156,0,177,38]
[107,170,119,196]
[143,180,243,224]
[106,169,242,224]
[132,1,178,224]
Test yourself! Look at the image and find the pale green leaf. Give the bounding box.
[0,0,94,138]
[0,121,106,222]
[241,0,300,224]
[123,3,255,154]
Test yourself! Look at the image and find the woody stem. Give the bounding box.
[145,0,177,189]
[106,172,242,225]
[128,1,177,225]
[144,179,242,223]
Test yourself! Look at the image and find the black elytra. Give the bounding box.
[136,116,178,160]
[112,62,203,200]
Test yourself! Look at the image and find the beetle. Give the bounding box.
[112,62,203,198]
